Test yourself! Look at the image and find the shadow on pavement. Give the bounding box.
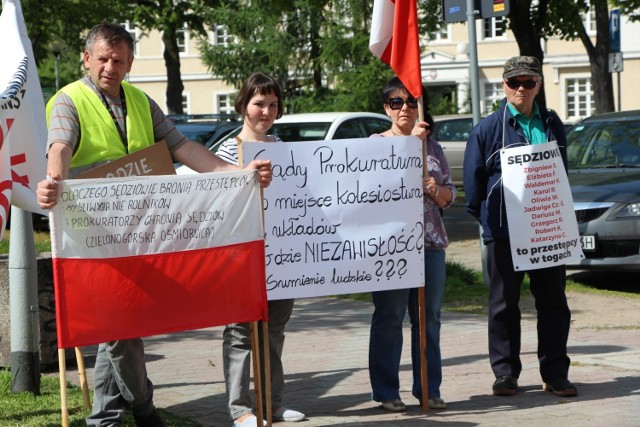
[567,270,640,294]
[456,374,639,414]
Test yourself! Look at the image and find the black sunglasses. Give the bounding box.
[505,79,539,90]
[387,97,419,110]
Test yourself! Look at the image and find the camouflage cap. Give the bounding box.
[503,56,542,79]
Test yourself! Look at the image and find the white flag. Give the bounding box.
[0,0,48,238]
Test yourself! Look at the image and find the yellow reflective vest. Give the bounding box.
[46,80,154,169]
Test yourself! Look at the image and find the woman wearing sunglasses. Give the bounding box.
[368,77,456,412]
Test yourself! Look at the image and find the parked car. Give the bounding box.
[176,112,392,174]
[565,110,640,271]
[431,114,478,186]
[169,114,240,154]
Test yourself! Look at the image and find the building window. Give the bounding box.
[217,93,234,115]
[120,21,140,57]
[482,82,503,114]
[182,93,190,114]
[211,25,230,47]
[176,24,189,54]
[566,78,594,119]
[581,1,596,35]
[483,16,505,39]
[429,24,450,42]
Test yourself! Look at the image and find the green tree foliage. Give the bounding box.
[508,0,640,115]
[123,0,224,114]
[1,0,125,94]
[199,0,399,114]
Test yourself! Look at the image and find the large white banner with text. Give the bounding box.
[244,136,425,300]
[500,141,583,270]
[49,170,268,347]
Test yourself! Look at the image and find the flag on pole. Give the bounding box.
[0,0,48,239]
[49,171,268,348]
[369,0,423,99]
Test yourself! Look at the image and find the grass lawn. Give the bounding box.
[0,230,51,255]
[0,369,199,426]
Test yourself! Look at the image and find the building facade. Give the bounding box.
[126,9,640,122]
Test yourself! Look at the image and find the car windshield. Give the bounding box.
[270,122,331,142]
[176,125,216,145]
[567,118,640,169]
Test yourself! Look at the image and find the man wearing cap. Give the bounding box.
[463,56,577,398]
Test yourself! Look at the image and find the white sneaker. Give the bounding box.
[232,415,267,427]
[272,407,305,422]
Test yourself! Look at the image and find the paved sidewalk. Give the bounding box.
[70,296,640,427]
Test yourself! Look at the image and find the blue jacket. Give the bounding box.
[463,98,568,243]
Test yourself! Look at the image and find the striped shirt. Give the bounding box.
[216,135,282,166]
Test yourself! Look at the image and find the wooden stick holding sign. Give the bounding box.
[238,137,273,427]
[75,347,91,409]
[417,97,429,413]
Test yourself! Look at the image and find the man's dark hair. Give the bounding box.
[235,72,284,119]
[85,22,134,56]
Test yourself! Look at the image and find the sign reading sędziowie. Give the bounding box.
[500,141,584,270]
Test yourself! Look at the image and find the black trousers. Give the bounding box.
[486,240,571,381]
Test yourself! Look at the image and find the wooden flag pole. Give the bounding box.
[58,348,70,427]
[244,142,272,426]
[417,98,429,413]
[75,347,91,409]
[251,321,265,427]
[262,321,273,426]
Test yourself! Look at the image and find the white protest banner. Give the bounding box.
[244,136,425,300]
[49,170,268,347]
[500,141,583,270]
[0,0,48,238]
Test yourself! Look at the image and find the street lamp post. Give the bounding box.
[50,42,62,92]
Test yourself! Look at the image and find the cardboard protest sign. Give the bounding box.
[244,136,425,300]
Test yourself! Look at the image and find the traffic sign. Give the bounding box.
[442,0,510,24]
[610,9,621,53]
[480,0,510,19]
[442,0,469,23]
[609,52,623,73]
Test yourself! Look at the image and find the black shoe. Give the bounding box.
[492,375,518,396]
[134,409,166,427]
[543,378,578,397]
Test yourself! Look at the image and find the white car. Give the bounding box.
[176,112,392,174]
[431,114,478,186]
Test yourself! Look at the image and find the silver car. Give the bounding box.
[566,110,640,271]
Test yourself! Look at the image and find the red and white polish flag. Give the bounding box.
[50,170,268,348]
[369,0,423,99]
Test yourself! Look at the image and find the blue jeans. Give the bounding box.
[408,248,446,400]
[369,288,410,402]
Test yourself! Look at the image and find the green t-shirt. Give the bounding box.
[507,102,546,144]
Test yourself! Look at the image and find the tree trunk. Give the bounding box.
[508,0,547,111]
[591,0,615,114]
[162,26,185,115]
